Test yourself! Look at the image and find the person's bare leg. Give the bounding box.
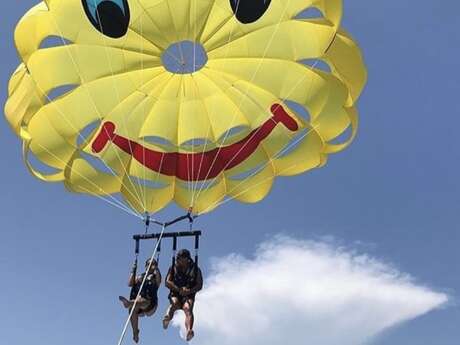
[163,297,181,329]
[119,296,133,309]
[184,299,195,341]
[129,299,150,343]
[144,304,158,317]
[119,296,149,309]
[129,307,140,343]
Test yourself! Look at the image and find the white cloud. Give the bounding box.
[172,236,448,345]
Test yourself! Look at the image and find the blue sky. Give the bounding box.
[0,1,459,345]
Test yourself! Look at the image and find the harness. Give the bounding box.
[172,261,197,289]
[130,211,202,305]
[130,272,159,302]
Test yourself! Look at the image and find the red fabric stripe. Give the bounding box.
[92,103,298,181]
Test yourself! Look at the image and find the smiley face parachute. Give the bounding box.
[5,0,366,216]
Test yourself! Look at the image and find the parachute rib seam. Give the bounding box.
[127,26,167,51]
[41,67,164,107]
[208,72,278,194]
[84,94,154,208]
[25,138,139,218]
[133,0,175,50]
[205,18,334,54]
[199,6,235,44]
[187,73,223,206]
[127,75,179,212]
[139,74,177,145]
[193,70,277,202]
[191,71,245,200]
[195,0,224,43]
[44,38,161,58]
[34,72,165,207]
[204,59,345,121]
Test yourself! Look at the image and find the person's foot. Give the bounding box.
[119,296,131,309]
[186,330,195,342]
[133,329,140,343]
[162,315,171,330]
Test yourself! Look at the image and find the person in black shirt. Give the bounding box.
[163,249,203,341]
[119,258,162,343]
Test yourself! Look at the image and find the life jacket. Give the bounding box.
[130,272,159,302]
[172,260,197,289]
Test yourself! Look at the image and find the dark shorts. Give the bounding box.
[138,297,158,316]
[130,287,158,308]
[168,292,195,307]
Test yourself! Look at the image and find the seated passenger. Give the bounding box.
[163,249,203,342]
[119,258,161,343]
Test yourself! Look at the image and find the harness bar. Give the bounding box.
[133,231,202,241]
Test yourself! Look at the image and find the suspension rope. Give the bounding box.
[41,13,147,211]
[24,74,145,216]
[92,8,148,212]
[198,123,321,214]
[196,51,333,212]
[140,12,147,213]
[189,0,246,207]
[193,0,295,204]
[27,138,141,218]
[206,50,331,212]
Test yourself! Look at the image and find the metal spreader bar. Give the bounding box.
[133,231,202,241]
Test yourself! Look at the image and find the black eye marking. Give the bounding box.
[230,0,272,24]
[82,0,130,38]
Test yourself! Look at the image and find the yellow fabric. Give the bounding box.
[5,0,367,214]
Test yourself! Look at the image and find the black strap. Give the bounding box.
[133,212,201,274]
[156,238,161,263]
[164,212,195,228]
[171,235,178,280]
[194,234,200,268]
[134,239,140,266]
[135,239,140,256]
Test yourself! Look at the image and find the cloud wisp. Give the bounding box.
[172,236,448,345]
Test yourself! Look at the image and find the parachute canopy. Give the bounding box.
[5,0,367,215]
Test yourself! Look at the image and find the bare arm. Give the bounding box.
[188,268,203,295]
[128,263,137,287]
[165,267,180,293]
[155,268,162,287]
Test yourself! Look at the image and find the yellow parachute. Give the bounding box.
[5,0,366,215]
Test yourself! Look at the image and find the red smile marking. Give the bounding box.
[92,104,298,181]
